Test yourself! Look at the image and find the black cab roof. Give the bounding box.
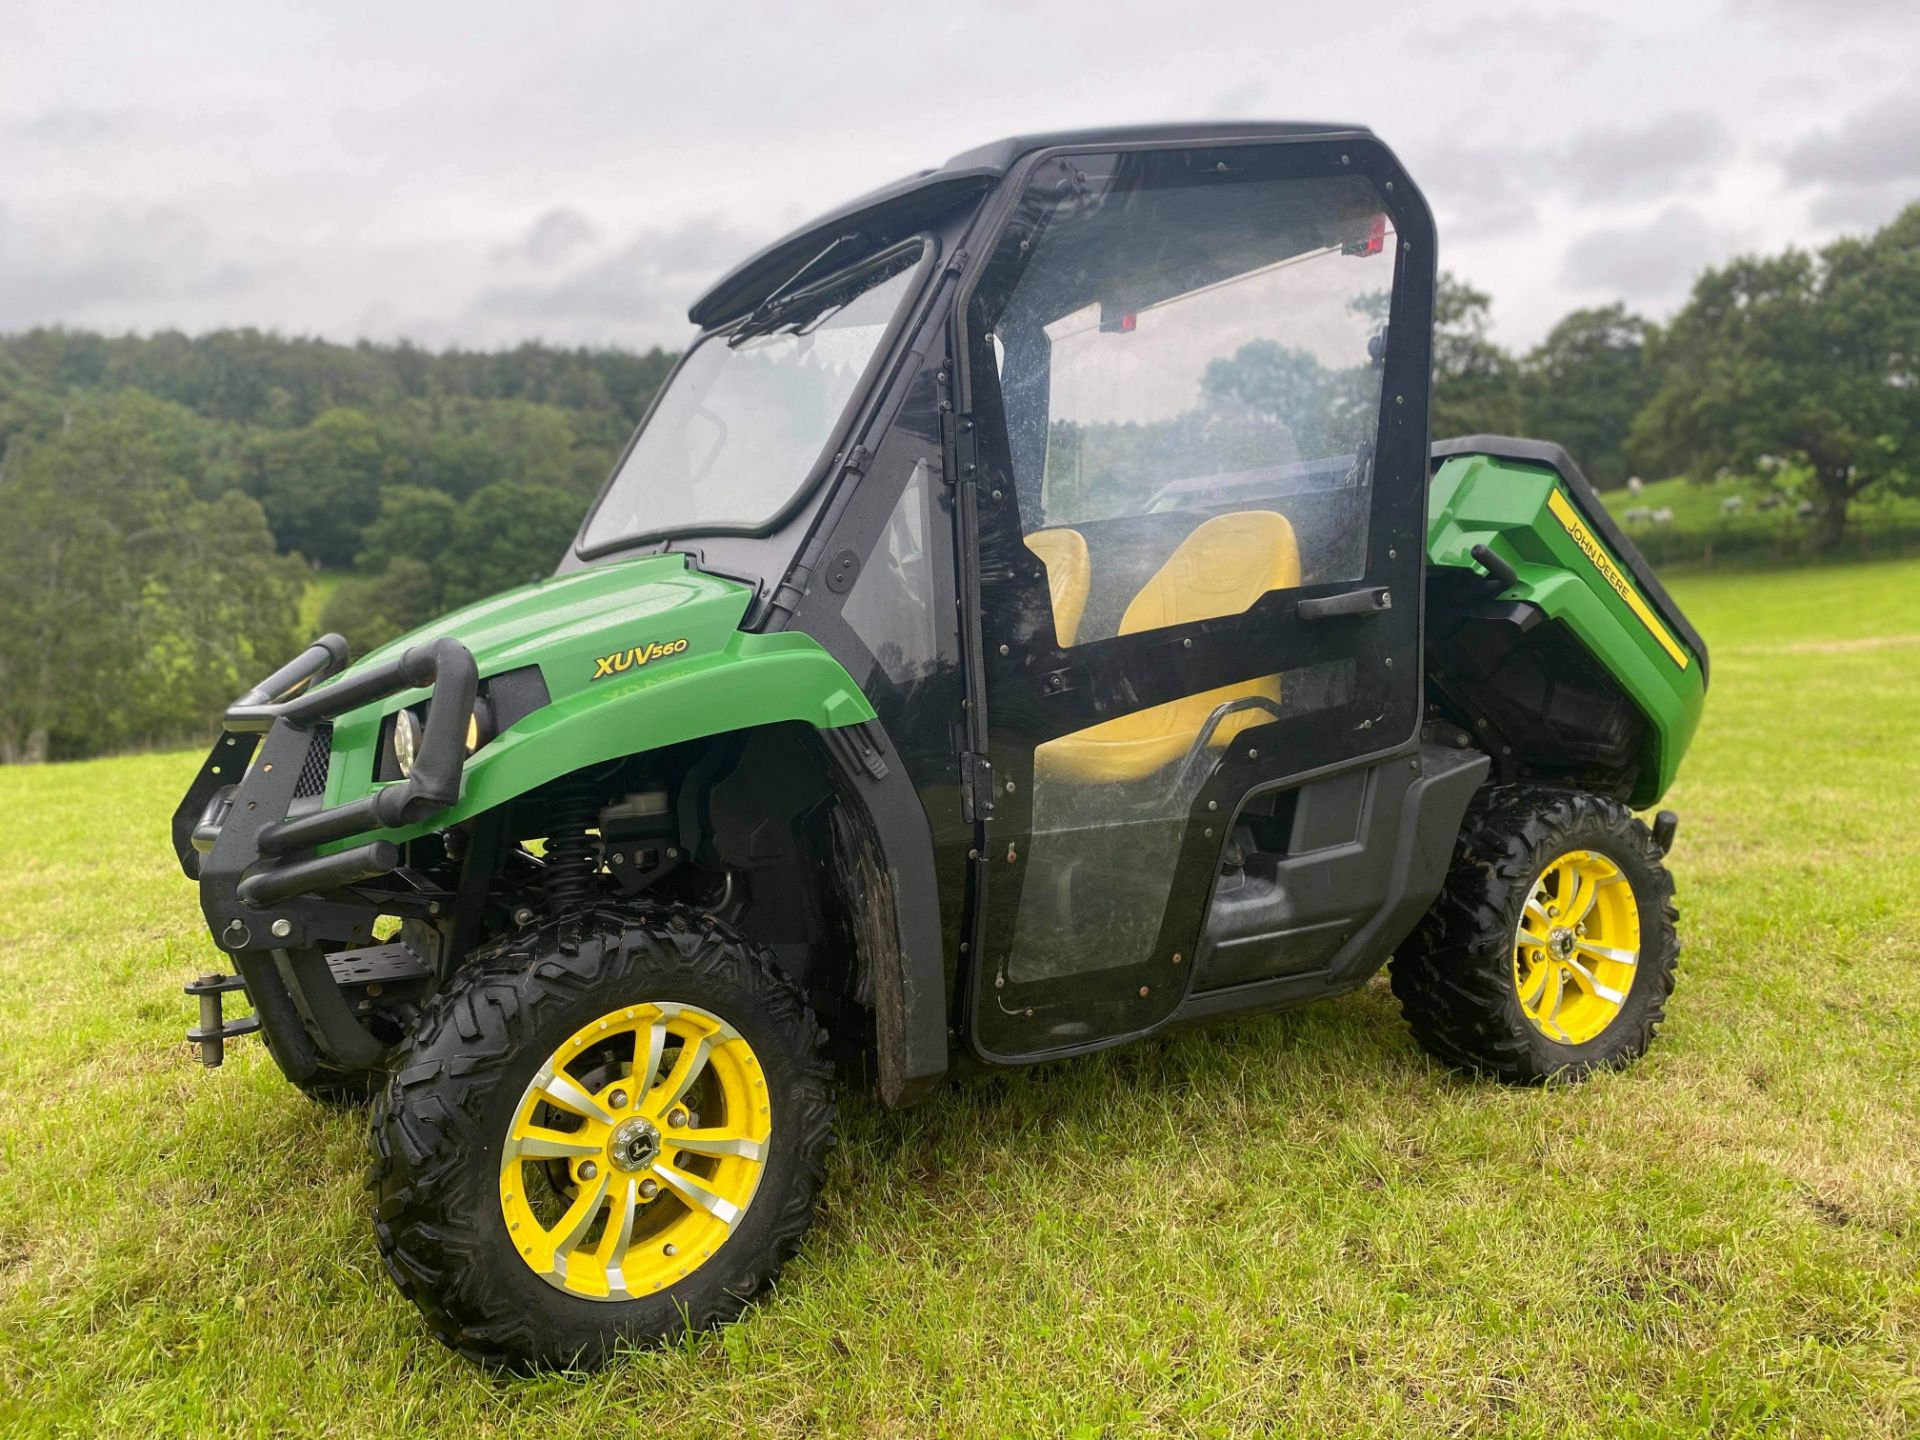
[687,121,1370,328]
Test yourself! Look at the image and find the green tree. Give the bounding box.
[1632,204,1920,550]
[1431,273,1524,439]
[130,493,306,743]
[434,481,584,610]
[357,484,459,573]
[1520,304,1658,489]
[0,391,301,760]
[250,408,398,566]
[319,557,443,655]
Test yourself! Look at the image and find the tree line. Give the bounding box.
[0,200,1913,762]
[0,333,672,761]
[1432,203,1920,552]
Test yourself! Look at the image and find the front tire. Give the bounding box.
[1390,786,1679,1083]
[369,905,834,1370]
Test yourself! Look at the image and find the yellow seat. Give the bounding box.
[1036,511,1301,784]
[1024,527,1091,647]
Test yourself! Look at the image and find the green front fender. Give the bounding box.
[322,629,876,850]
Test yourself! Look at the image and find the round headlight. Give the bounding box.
[392,709,422,778]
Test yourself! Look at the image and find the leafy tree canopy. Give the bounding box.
[1431,273,1526,441]
[1522,304,1657,488]
[0,390,302,760]
[1631,203,1920,548]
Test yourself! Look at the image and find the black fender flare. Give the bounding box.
[820,718,949,1108]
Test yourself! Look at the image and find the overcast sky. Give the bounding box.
[5,0,1918,355]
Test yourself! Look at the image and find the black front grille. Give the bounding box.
[293,723,333,799]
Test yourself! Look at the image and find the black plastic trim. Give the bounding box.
[820,717,950,1108]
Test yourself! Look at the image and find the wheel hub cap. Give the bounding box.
[608,1117,661,1172]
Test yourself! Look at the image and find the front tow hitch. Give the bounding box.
[185,972,257,1067]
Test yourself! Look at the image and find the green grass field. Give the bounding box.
[1598,474,1920,568]
[3,560,1917,1438]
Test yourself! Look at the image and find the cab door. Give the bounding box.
[956,135,1436,1062]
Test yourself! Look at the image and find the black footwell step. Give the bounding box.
[327,941,434,987]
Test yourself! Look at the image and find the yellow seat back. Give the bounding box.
[1117,511,1301,637]
[1036,511,1301,784]
[1024,527,1092,647]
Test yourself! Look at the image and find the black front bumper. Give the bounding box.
[172,633,477,1074]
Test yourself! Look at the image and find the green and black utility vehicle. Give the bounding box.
[174,123,1707,1369]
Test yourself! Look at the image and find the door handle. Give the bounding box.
[1297,586,1392,620]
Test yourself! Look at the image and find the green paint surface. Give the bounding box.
[1427,453,1707,806]
[314,553,873,844]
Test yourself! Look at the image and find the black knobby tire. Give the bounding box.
[1389,785,1679,1083]
[368,904,835,1370]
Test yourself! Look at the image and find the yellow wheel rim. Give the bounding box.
[498,1001,772,1301]
[1512,849,1640,1045]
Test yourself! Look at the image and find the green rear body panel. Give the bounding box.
[1426,454,1705,807]
[316,553,875,848]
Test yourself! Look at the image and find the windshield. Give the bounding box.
[579,241,927,554]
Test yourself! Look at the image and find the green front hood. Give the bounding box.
[314,553,875,846]
[349,553,746,705]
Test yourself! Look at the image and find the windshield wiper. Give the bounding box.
[728,231,865,347]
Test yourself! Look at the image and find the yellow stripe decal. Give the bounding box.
[1546,488,1690,670]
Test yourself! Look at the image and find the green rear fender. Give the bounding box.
[1427,453,1706,807]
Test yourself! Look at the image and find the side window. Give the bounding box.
[841,461,939,684]
[973,158,1397,647]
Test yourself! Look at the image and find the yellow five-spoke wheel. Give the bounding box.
[1391,786,1679,1083]
[371,907,834,1371]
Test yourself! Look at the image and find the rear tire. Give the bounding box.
[1390,785,1679,1083]
[368,904,834,1370]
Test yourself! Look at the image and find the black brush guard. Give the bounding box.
[171,633,477,1074]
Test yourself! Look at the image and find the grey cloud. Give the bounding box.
[1418,143,1541,240]
[1782,90,1920,187]
[1806,180,1916,229]
[465,216,762,346]
[1416,110,1731,240]
[1729,0,1920,25]
[1410,9,1612,64]
[7,108,134,147]
[1557,112,1733,202]
[1560,204,1722,300]
[491,207,599,269]
[1781,90,1920,235]
[0,204,265,329]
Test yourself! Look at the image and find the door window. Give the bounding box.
[973,161,1397,648]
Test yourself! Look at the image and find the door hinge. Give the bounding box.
[942,412,977,488]
[840,442,874,477]
[959,751,996,823]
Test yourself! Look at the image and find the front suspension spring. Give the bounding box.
[541,774,599,915]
